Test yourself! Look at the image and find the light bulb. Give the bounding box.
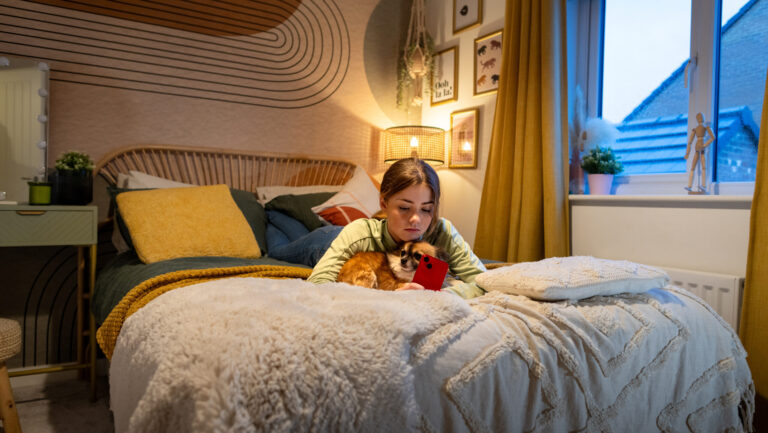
[410,136,419,148]
[462,141,471,152]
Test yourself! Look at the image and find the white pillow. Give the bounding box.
[126,170,195,189]
[311,166,380,221]
[475,256,669,301]
[256,185,343,205]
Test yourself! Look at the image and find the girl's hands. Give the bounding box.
[396,282,426,291]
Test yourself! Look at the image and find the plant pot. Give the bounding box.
[587,174,614,195]
[53,169,93,205]
[28,182,52,205]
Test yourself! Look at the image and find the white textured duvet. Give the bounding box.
[109,278,753,433]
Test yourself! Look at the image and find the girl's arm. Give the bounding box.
[308,220,372,284]
[434,219,487,299]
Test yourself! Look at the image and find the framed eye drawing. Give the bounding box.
[449,107,479,169]
[474,30,502,96]
[431,46,458,106]
[453,0,482,34]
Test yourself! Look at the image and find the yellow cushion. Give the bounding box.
[116,184,262,264]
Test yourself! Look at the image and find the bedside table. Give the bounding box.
[0,204,98,400]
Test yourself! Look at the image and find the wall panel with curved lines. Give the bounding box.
[0,0,408,179]
[0,0,411,370]
[4,0,350,108]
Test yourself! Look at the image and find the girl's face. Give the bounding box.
[380,183,434,243]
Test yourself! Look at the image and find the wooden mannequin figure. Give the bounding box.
[684,112,715,192]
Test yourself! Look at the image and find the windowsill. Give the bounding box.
[569,194,752,209]
[583,173,756,197]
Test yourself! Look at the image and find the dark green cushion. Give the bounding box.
[228,188,268,254]
[108,186,268,254]
[264,192,334,231]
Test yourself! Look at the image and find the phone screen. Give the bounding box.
[412,254,449,291]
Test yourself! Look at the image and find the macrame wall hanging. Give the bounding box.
[397,0,434,109]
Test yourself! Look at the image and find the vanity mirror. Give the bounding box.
[0,54,50,204]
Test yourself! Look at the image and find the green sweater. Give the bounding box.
[308,217,486,299]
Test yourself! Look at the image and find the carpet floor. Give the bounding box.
[12,376,113,433]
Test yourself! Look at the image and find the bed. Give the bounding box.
[93,145,754,433]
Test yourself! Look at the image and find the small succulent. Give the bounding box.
[581,146,623,175]
[55,150,94,172]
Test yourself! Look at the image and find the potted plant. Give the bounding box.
[53,150,94,205]
[581,146,623,195]
[397,36,436,108]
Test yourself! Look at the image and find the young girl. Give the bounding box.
[308,158,486,299]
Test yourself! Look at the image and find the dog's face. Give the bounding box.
[387,241,445,281]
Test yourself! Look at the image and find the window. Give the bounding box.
[575,0,765,194]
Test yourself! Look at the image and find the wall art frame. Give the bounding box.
[474,30,502,96]
[449,107,479,169]
[453,0,482,34]
[431,46,459,106]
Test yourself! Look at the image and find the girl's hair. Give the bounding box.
[379,158,441,237]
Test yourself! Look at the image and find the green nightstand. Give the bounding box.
[0,204,98,400]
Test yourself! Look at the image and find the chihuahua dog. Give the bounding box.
[337,241,448,291]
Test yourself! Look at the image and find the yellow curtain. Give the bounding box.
[474,0,570,262]
[740,68,768,398]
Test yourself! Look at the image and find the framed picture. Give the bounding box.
[431,46,458,106]
[453,0,482,34]
[474,30,502,96]
[449,108,479,168]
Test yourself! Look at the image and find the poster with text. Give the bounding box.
[431,46,458,106]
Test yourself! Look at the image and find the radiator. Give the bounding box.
[660,266,744,332]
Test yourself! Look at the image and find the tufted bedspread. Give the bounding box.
[108,277,753,433]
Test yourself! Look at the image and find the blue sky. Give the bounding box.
[602,0,748,123]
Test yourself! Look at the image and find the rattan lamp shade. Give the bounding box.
[383,126,445,165]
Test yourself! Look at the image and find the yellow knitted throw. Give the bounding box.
[97,265,312,359]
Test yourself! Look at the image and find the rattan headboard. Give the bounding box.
[95,144,359,192]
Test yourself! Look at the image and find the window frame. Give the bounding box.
[572,0,756,196]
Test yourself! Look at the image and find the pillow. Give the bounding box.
[311,166,380,226]
[126,170,195,189]
[268,225,343,267]
[266,210,310,242]
[256,185,343,205]
[109,172,195,252]
[264,192,335,231]
[475,256,670,301]
[109,186,269,255]
[228,189,269,255]
[116,184,262,264]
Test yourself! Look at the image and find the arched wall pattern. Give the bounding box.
[0,0,351,108]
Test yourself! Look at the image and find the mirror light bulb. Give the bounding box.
[462,141,472,152]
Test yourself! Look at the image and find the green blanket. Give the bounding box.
[92,252,309,325]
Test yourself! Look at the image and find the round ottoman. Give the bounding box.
[0,318,22,433]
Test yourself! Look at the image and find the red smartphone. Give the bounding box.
[412,254,449,291]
